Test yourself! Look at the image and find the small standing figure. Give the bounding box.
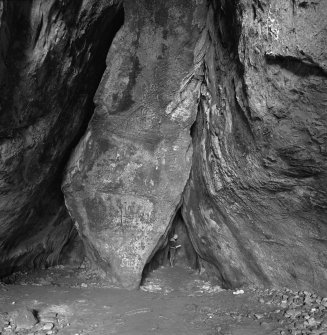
[169,234,181,267]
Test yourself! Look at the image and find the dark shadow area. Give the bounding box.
[0,3,125,279]
[38,5,125,268]
[265,53,327,78]
[141,208,200,284]
[53,6,125,188]
[0,0,33,132]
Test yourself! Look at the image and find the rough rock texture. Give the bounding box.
[0,0,123,276]
[63,0,207,289]
[1,0,327,295]
[182,0,327,294]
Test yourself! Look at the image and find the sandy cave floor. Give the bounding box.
[1,265,327,335]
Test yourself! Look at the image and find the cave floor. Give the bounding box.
[1,265,325,335]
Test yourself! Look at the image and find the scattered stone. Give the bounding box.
[259,321,270,328]
[42,322,54,330]
[284,309,302,319]
[233,289,244,295]
[10,307,37,330]
[255,287,327,335]
[39,316,57,324]
[0,313,9,329]
[280,300,288,308]
[81,283,88,288]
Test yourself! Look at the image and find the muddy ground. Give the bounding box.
[1,265,326,335]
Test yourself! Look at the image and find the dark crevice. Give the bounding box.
[211,0,240,55]
[189,119,197,138]
[141,208,200,284]
[298,2,309,8]
[252,4,257,20]
[265,53,327,78]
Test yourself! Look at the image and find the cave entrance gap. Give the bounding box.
[141,208,200,283]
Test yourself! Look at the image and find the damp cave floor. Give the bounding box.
[0,265,296,335]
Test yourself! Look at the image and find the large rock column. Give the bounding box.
[63,0,207,289]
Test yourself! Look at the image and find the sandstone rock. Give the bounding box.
[42,322,54,331]
[10,308,37,330]
[63,0,207,289]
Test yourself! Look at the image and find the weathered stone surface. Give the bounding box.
[0,0,123,275]
[182,0,327,294]
[63,0,207,289]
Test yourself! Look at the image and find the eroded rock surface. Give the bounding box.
[0,0,123,275]
[63,0,207,289]
[182,0,327,294]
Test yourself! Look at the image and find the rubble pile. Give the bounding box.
[257,289,327,335]
[0,306,69,335]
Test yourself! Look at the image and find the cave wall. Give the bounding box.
[0,0,123,276]
[0,0,326,295]
[182,0,327,294]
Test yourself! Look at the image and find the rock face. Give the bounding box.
[1,0,327,294]
[63,0,207,289]
[182,0,327,294]
[0,0,123,275]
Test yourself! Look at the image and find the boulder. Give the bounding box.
[10,308,37,330]
[63,0,208,289]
